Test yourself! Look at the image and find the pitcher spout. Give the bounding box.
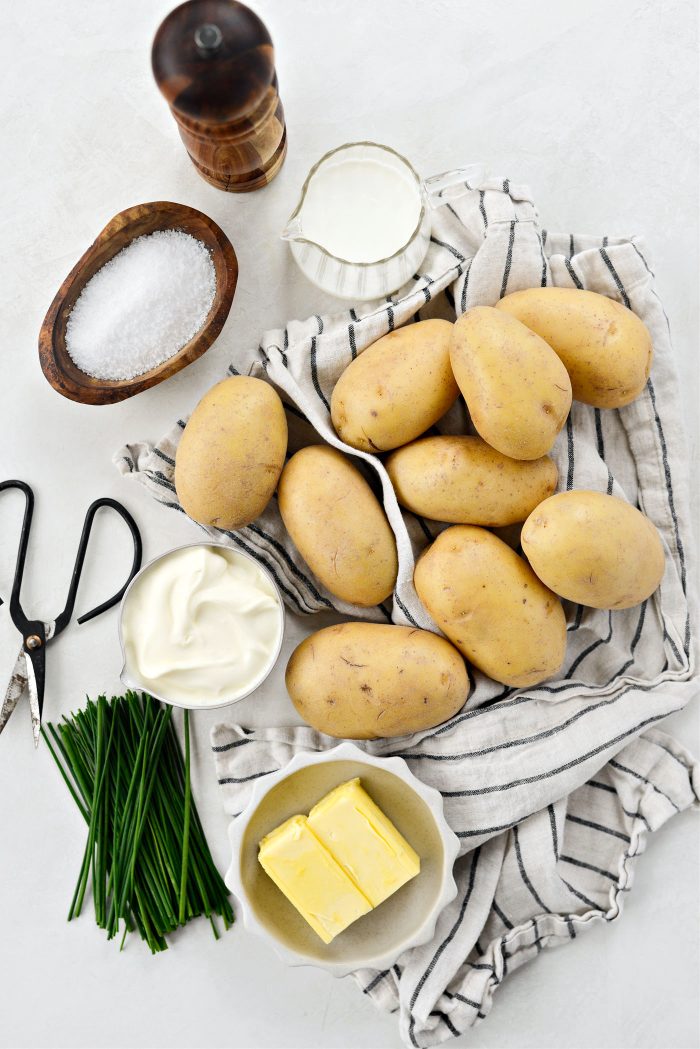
[280,215,304,242]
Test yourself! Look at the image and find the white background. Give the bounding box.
[0,1,698,1047]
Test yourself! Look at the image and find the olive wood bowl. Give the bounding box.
[38,201,238,405]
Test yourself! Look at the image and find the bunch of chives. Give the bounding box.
[41,692,233,953]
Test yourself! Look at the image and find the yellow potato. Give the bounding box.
[286,622,469,739]
[414,526,567,687]
[330,319,458,452]
[278,446,397,606]
[175,376,287,530]
[449,307,572,460]
[496,287,653,408]
[521,490,665,609]
[385,435,558,526]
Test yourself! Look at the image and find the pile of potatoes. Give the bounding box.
[175,287,664,741]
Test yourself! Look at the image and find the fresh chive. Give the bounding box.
[42,693,233,952]
[178,710,191,924]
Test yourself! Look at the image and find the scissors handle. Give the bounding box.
[0,480,34,620]
[54,498,143,635]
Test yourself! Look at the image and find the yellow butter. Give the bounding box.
[258,814,371,944]
[308,778,420,907]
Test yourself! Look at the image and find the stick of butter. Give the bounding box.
[308,778,420,908]
[258,814,371,944]
[258,780,420,944]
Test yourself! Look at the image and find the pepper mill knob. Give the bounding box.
[152,0,287,193]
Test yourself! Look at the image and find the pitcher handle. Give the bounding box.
[423,164,487,208]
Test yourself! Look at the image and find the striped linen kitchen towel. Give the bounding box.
[117,176,698,1046]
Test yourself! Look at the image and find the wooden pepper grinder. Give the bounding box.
[152,0,287,192]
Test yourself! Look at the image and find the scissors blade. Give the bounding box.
[0,646,27,736]
[25,645,46,749]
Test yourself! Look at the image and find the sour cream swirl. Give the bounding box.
[121,545,283,706]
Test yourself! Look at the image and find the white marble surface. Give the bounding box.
[0,1,698,1046]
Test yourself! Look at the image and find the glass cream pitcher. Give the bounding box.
[281,142,484,301]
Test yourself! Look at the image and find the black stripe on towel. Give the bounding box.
[500,942,509,977]
[479,191,488,230]
[599,248,688,646]
[609,758,680,811]
[218,768,277,784]
[157,498,186,514]
[588,778,616,795]
[399,682,650,762]
[363,969,390,994]
[538,231,548,286]
[456,819,517,839]
[531,918,544,953]
[440,711,671,797]
[413,275,434,305]
[564,256,583,288]
[446,991,482,1010]
[309,336,330,410]
[153,447,175,468]
[548,804,559,859]
[435,1011,460,1036]
[565,414,575,489]
[565,610,613,678]
[423,659,670,743]
[513,824,550,911]
[493,900,514,929]
[430,235,466,263]
[607,600,647,682]
[566,813,630,843]
[460,257,474,315]
[246,522,334,609]
[211,738,253,753]
[567,603,585,632]
[560,854,618,883]
[348,315,357,359]
[407,849,482,1048]
[146,469,176,493]
[599,247,630,307]
[394,592,420,627]
[499,221,516,298]
[560,878,602,912]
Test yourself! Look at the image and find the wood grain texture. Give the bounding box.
[38,201,238,405]
[152,1,287,192]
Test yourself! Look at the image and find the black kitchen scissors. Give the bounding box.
[0,480,142,747]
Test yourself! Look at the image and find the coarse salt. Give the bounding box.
[65,229,217,381]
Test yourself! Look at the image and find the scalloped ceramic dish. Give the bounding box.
[225,742,460,976]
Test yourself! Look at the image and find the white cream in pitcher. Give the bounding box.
[299,156,421,263]
[121,545,283,706]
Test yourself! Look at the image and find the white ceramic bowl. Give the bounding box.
[118,542,285,710]
[225,742,460,976]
